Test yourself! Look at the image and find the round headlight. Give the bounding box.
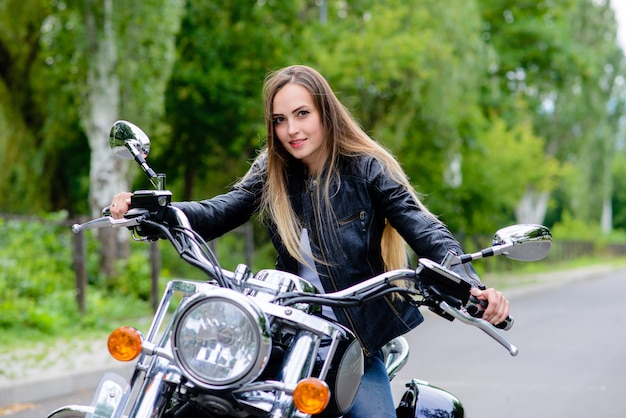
[171,288,271,390]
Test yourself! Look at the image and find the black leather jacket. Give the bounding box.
[174,153,482,354]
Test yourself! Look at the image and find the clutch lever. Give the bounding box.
[438,301,519,357]
[71,208,150,233]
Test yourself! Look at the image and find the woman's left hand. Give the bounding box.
[469,287,510,325]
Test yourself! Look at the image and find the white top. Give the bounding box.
[300,228,337,321]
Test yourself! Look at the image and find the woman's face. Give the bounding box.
[271,83,328,175]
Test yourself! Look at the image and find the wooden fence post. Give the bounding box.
[73,229,87,313]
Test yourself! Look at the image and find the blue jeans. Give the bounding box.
[344,350,396,418]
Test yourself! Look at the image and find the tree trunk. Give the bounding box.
[84,0,129,277]
[601,195,613,234]
[515,188,549,225]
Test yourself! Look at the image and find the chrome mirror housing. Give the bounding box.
[109,120,151,160]
[493,224,552,261]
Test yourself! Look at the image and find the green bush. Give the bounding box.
[0,215,75,331]
[0,213,277,343]
[551,211,626,243]
[0,214,153,342]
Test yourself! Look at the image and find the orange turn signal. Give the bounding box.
[107,326,143,361]
[293,377,330,415]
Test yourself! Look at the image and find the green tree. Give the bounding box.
[1,0,184,275]
[477,0,626,230]
[457,116,561,235]
[3,0,625,247]
[160,1,306,200]
[0,0,86,214]
[302,0,490,224]
[1,0,184,206]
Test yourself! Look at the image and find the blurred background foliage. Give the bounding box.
[1,0,626,336]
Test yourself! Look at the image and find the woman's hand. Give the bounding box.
[110,192,132,219]
[469,287,510,325]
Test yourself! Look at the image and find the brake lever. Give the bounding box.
[71,213,146,233]
[438,301,519,356]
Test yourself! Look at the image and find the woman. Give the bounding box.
[111,64,509,417]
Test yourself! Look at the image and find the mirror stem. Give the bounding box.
[125,141,159,188]
[442,244,514,268]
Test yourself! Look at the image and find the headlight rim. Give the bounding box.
[171,288,271,390]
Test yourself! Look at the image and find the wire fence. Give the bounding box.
[3,214,626,312]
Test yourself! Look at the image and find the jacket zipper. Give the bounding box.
[307,178,371,357]
[337,210,366,226]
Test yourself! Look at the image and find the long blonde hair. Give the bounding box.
[257,65,433,270]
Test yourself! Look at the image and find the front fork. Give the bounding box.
[124,356,179,418]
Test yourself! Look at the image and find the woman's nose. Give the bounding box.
[287,119,299,135]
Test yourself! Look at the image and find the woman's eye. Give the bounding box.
[297,110,309,118]
[273,116,285,124]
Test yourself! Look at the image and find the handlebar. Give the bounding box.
[320,269,417,299]
[278,266,518,356]
[71,205,236,287]
[71,200,519,356]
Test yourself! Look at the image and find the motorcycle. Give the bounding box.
[47,121,552,418]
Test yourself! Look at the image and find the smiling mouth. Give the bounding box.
[289,138,306,146]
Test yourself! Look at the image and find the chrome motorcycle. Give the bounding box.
[47,121,552,418]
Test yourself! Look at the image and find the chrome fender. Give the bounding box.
[396,379,464,418]
[46,372,126,418]
[46,405,93,418]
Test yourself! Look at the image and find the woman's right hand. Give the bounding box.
[110,192,133,219]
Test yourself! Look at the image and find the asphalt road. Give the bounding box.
[6,389,95,418]
[390,268,626,417]
[8,267,626,418]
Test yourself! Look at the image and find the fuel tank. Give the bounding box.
[396,378,464,418]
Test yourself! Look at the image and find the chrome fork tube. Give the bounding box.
[126,356,174,418]
[270,330,321,417]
